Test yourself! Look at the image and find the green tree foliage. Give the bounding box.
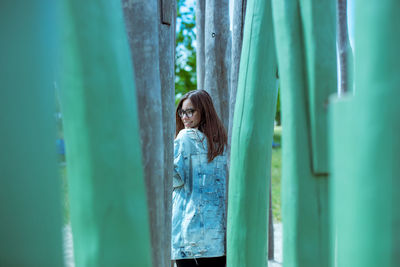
[175,0,197,105]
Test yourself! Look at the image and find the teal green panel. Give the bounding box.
[60,1,152,266]
[299,0,337,174]
[227,0,277,266]
[272,0,331,266]
[330,1,400,266]
[0,1,63,266]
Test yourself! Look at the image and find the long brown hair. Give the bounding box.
[175,90,227,162]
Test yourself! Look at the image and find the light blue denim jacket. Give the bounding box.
[171,128,227,260]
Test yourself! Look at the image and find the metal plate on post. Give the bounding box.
[161,0,172,25]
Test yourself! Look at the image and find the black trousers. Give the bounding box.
[175,256,226,267]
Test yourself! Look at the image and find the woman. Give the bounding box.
[172,90,227,267]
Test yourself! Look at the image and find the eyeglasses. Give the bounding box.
[178,108,196,118]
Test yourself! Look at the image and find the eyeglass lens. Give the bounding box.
[179,109,194,118]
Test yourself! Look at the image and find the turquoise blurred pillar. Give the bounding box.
[272,0,336,266]
[330,1,400,266]
[227,0,277,266]
[0,1,63,266]
[60,1,152,266]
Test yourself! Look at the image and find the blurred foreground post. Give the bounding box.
[330,1,400,266]
[0,1,63,265]
[272,0,337,265]
[60,1,152,265]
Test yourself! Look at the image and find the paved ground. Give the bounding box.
[63,223,283,266]
[268,223,283,267]
[63,225,75,267]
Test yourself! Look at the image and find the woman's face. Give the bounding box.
[180,98,201,129]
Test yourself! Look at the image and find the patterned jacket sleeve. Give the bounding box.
[173,133,186,188]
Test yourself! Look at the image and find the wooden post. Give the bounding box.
[229,0,247,157]
[196,0,206,90]
[122,0,175,266]
[196,0,231,132]
[158,0,176,265]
